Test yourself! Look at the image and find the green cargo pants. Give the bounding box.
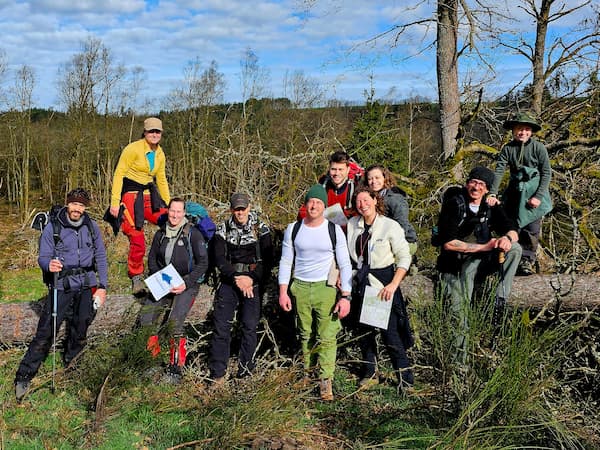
[290,279,341,379]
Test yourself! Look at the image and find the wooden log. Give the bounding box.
[1,274,599,344]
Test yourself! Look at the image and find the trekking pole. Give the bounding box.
[492,250,507,328]
[51,268,58,394]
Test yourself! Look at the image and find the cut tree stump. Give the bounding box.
[1,273,599,344]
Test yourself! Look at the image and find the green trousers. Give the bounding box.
[290,279,341,379]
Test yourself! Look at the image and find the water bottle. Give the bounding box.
[93,295,101,310]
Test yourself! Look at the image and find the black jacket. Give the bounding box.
[436,188,517,274]
[148,224,209,288]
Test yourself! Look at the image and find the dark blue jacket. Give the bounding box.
[38,207,108,291]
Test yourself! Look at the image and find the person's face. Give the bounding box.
[512,124,532,143]
[366,168,385,192]
[466,178,489,203]
[355,192,377,219]
[167,201,186,227]
[305,198,325,220]
[329,162,350,187]
[66,202,86,221]
[232,205,250,225]
[144,129,162,147]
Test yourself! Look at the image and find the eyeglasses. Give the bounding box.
[467,179,487,188]
[146,129,162,134]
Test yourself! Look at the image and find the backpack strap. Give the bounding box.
[345,180,355,210]
[181,222,194,273]
[290,220,336,261]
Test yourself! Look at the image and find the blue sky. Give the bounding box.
[0,0,594,111]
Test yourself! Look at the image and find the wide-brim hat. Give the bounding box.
[503,112,541,132]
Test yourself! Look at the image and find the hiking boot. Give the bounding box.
[208,376,226,391]
[518,260,535,276]
[358,375,379,389]
[319,378,334,401]
[131,275,146,295]
[15,380,31,403]
[162,368,183,385]
[236,365,253,379]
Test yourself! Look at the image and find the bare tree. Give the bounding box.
[240,48,270,106]
[498,0,600,115]
[283,69,324,108]
[7,65,35,218]
[57,37,124,116]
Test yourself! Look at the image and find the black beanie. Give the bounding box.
[467,166,494,189]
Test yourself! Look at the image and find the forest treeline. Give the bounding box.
[0,92,599,273]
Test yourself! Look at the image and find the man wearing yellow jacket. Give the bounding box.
[109,117,171,294]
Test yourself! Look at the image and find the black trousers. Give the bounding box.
[208,282,260,378]
[16,287,95,382]
[356,291,413,383]
[519,218,541,262]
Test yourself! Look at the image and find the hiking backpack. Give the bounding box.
[185,201,216,242]
[31,205,97,286]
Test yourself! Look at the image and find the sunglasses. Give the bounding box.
[146,129,162,134]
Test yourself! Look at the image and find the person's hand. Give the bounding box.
[486,196,500,206]
[170,282,186,295]
[495,236,513,252]
[235,275,254,298]
[109,205,120,218]
[378,283,399,301]
[527,197,541,208]
[279,292,293,312]
[95,288,107,308]
[48,258,63,273]
[333,298,350,318]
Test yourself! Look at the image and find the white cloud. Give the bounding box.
[0,0,594,109]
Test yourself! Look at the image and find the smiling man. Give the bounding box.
[278,184,352,401]
[434,167,521,364]
[298,151,359,220]
[207,193,273,386]
[15,188,108,402]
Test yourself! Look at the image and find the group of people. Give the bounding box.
[14,111,552,403]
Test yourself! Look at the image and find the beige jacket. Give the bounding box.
[347,214,411,289]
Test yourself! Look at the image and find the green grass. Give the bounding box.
[0,268,46,303]
[2,282,599,449]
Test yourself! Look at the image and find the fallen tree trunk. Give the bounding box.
[1,273,599,344]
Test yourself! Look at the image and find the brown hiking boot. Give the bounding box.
[358,374,379,389]
[131,275,146,295]
[208,376,226,391]
[319,378,334,401]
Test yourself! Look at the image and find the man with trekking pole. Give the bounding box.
[15,188,108,402]
[433,167,521,364]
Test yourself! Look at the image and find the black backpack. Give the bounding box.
[31,206,97,286]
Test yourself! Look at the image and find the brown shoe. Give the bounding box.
[208,376,225,391]
[358,375,379,389]
[319,378,334,401]
[132,275,147,295]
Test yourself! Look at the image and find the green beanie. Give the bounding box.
[305,184,328,206]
